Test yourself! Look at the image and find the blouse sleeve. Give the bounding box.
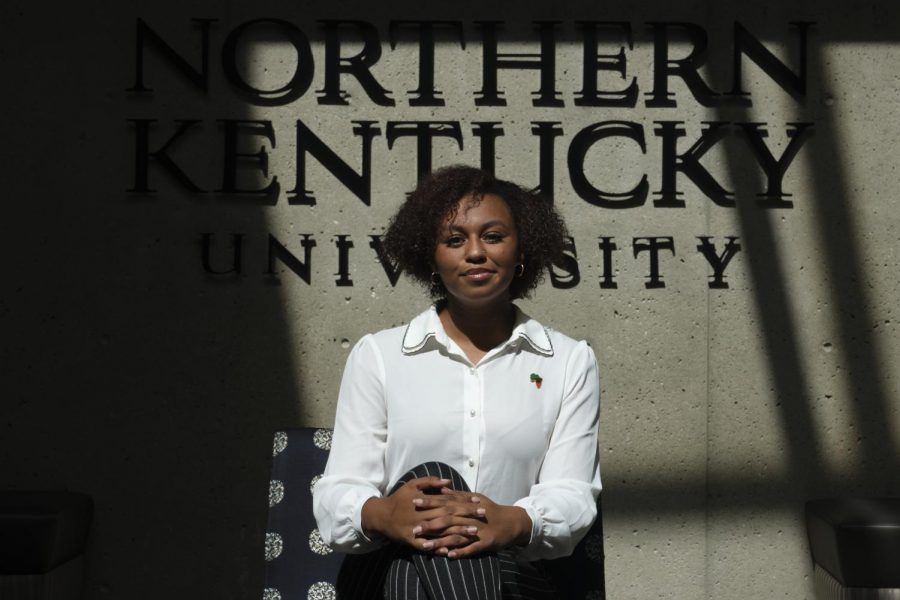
[513,340,602,561]
[312,335,389,554]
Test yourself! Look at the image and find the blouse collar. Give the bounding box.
[401,304,554,357]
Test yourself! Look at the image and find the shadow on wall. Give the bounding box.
[710,27,900,508]
[3,6,307,600]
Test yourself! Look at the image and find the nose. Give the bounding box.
[465,237,486,263]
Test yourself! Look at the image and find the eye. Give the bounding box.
[445,235,465,247]
[483,231,505,243]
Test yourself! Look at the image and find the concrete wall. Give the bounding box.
[3,0,899,598]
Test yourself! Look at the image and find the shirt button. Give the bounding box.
[469,409,476,417]
[469,367,476,374]
[468,459,475,467]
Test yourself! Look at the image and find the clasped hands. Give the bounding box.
[361,476,531,559]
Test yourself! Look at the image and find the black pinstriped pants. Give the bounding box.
[335,462,559,600]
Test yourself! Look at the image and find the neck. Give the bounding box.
[439,297,516,353]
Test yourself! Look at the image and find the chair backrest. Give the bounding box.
[262,428,605,600]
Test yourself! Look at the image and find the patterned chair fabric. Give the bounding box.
[263,428,606,600]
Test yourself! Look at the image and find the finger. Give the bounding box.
[436,525,480,538]
[412,520,471,537]
[409,506,484,529]
[440,488,481,503]
[409,507,451,524]
[423,533,478,552]
[417,515,481,535]
[418,536,471,552]
[425,501,487,519]
[413,496,480,510]
[412,495,453,508]
[411,477,451,490]
[447,540,486,559]
[414,502,487,522]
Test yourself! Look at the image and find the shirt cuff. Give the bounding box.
[351,491,384,545]
[512,497,542,550]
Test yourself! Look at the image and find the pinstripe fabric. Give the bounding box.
[335,463,559,600]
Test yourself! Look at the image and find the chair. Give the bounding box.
[806,497,900,600]
[262,428,605,599]
[0,491,93,600]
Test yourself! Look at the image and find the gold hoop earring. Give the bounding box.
[515,264,525,277]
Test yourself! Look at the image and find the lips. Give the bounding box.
[462,269,495,281]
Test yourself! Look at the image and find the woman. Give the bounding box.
[313,166,601,599]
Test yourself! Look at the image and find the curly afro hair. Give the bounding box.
[381,165,569,300]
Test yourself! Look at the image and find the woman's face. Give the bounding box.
[433,193,521,309]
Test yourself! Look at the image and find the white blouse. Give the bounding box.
[312,305,602,561]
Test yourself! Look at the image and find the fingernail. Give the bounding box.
[412,498,423,506]
[423,541,433,549]
[439,547,448,555]
[413,526,422,535]
[448,551,457,559]
[466,526,478,534]
[470,497,481,503]
[477,508,486,516]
